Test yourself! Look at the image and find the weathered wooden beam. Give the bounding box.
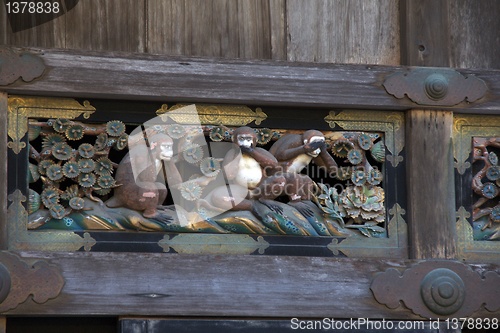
[2,251,499,319]
[1,47,499,114]
[406,110,457,259]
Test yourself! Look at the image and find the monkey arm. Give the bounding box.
[248,148,282,174]
[313,148,338,171]
[274,145,308,162]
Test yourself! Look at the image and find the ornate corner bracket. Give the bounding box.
[0,47,46,85]
[0,252,65,312]
[8,189,97,251]
[383,68,487,106]
[8,96,95,154]
[371,261,500,318]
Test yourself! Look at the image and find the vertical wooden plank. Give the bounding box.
[0,316,5,333]
[406,110,457,259]
[448,0,500,69]
[286,0,400,65]
[147,0,282,59]
[1,4,66,48]
[65,0,146,52]
[400,0,450,66]
[191,0,240,58]
[0,3,8,45]
[269,0,286,60]
[146,0,185,55]
[0,93,7,250]
[237,0,271,59]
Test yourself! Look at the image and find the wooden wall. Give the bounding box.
[2,0,498,69]
[1,0,401,64]
[401,0,500,69]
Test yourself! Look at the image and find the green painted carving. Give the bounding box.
[8,97,406,255]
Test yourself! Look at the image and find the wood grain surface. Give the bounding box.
[2,47,500,114]
[287,0,400,65]
[2,251,497,318]
[406,110,457,259]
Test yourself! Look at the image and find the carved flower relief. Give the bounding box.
[339,185,385,224]
[26,116,388,236]
[471,137,500,239]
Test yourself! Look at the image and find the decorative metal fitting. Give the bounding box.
[0,252,65,312]
[420,268,465,316]
[383,68,487,106]
[371,261,500,318]
[0,46,46,86]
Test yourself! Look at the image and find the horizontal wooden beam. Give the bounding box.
[2,251,499,319]
[1,47,500,114]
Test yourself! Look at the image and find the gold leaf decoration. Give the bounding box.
[453,115,500,174]
[156,103,267,126]
[7,189,96,251]
[158,234,269,255]
[327,203,407,258]
[8,96,95,154]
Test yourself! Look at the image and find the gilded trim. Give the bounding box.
[453,115,500,175]
[157,103,267,126]
[7,189,96,251]
[325,110,404,167]
[159,234,269,255]
[7,96,405,256]
[7,95,97,251]
[328,203,407,257]
[8,96,95,154]
[453,113,500,260]
[456,206,500,261]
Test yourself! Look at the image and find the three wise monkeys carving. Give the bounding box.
[105,126,341,219]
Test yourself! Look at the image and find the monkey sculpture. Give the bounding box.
[206,126,286,212]
[269,130,338,201]
[106,133,182,219]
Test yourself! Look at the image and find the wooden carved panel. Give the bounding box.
[454,114,500,261]
[7,96,407,258]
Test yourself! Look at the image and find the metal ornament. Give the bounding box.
[383,68,487,106]
[8,96,95,154]
[0,46,45,85]
[157,104,268,126]
[371,261,500,318]
[0,251,65,312]
[420,268,465,316]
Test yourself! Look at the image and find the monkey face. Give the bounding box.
[304,135,325,157]
[237,134,254,149]
[159,142,174,160]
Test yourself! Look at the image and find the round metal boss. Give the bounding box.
[420,268,465,315]
[424,73,449,100]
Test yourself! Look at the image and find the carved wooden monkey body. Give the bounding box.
[270,130,338,201]
[208,127,286,211]
[106,134,181,218]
